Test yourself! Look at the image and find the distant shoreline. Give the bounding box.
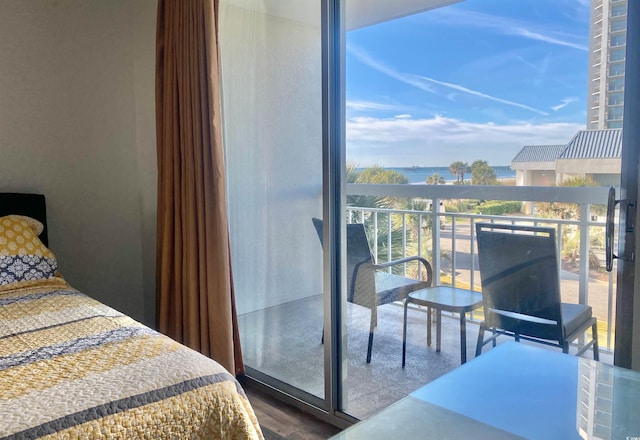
[355,166,516,185]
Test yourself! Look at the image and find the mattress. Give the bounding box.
[0,277,263,439]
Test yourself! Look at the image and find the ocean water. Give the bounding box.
[356,166,515,184]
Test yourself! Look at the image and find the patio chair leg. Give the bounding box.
[592,322,599,361]
[402,299,408,368]
[366,331,374,363]
[562,341,569,354]
[475,324,486,357]
[366,310,376,363]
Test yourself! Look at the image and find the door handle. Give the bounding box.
[606,187,618,272]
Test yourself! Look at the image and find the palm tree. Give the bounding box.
[470,160,498,185]
[426,173,445,185]
[449,161,469,184]
[346,163,411,271]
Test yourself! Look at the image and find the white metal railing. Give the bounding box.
[346,184,616,350]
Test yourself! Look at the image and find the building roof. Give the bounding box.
[511,145,566,163]
[559,129,622,160]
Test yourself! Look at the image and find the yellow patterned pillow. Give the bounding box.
[0,215,57,285]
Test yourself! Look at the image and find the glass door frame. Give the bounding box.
[614,0,640,370]
[321,0,357,422]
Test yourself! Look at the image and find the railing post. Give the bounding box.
[432,198,441,286]
[373,212,378,262]
[579,203,590,307]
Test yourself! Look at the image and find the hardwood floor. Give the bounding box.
[243,381,343,440]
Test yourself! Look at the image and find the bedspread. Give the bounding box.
[0,278,263,440]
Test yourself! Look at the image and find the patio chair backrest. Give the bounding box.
[475,223,564,341]
[312,218,376,307]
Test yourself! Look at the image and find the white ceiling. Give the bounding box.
[223,0,464,30]
[346,0,463,30]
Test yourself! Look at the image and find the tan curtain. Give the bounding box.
[155,0,243,375]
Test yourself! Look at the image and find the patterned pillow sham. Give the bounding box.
[0,215,57,285]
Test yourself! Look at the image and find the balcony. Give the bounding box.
[239,184,614,419]
[346,183,615,349]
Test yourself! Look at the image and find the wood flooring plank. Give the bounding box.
[243,382,342,440]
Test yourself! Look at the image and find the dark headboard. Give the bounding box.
[0,193,49,246]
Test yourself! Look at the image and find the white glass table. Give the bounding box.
[332,342,640,439]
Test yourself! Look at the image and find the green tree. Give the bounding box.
[355,166,409,210]
[470,160,498,185]
[346,163,390,223]
[536,176,599,220]
[426,173,445,185]
[449,161,469,184]
[535,176,602,268]
[358,166,409,184]
[346,164,413,271]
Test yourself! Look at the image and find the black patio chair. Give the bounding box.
[475,222,599,360]
[312,218,433,363]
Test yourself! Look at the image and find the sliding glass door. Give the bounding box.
[218,0,327,403]
[218,0,640,426]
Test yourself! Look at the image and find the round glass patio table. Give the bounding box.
[402,286,483,366]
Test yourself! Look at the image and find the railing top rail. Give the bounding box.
[346,183,612,204]
[345,206,606,227]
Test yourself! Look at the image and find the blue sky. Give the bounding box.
[346,0,591,167]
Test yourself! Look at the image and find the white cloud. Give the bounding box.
[347,45,435,94]
[511,28,588,52]
[417,75,549,116]
[346,100,399,111]
[551,97,579,111]
[426,8,588,51]
[348,44,548,116]
[395,114,412,119]
[346,114,585,167]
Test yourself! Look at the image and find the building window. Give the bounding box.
[609,63,625,77]
[609,78,624,91]
[609,92,624,106]
[611,4,627,17]
[610,48,625,61]
[607,121,623,129]
[607,107,623,121]
[610,18,626,32]
[610,34,626,47]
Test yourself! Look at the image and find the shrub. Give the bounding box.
[475,201,522,215]
[444,199,477,213]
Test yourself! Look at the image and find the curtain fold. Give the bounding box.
[155,0,243,375]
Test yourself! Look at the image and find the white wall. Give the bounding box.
[0,0,158,325]
[219,4,323,315]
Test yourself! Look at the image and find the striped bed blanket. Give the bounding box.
[0,277,263,439]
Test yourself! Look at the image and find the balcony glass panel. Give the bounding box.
[609,48,625,62]
[609,63,625,77]
[219,0,325,401]
[608,92,624,106]
[611,4,627,17]
[610,18,626,32]
[610,34,626,47]
[607,107,623,121]
[608,78,624,91]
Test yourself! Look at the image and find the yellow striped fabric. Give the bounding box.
[0,279,263,439]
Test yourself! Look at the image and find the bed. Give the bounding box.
[0,193,263,439]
